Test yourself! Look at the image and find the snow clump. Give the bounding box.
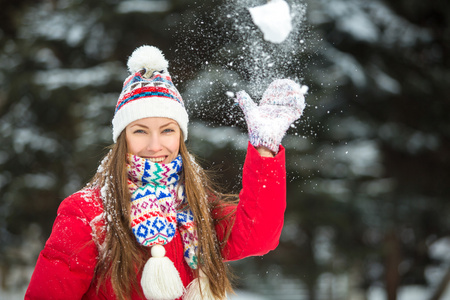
[248,0,293,44]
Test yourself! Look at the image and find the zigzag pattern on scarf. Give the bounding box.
[132,184,172,201]
[142,160,163,184]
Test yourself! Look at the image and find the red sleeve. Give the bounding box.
[216,142,286,261]
[25,191,102,300]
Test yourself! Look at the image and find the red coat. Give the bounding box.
[25,144,286,299]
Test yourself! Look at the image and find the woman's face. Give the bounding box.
[125,117,181,164]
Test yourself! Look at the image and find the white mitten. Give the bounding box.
[236,79,307,153]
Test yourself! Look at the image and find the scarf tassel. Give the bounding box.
[141,245,185,300]
[184,270,225,300]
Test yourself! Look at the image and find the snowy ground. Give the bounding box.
[1,288,269,300]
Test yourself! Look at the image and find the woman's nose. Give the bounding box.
[146,135,163,152]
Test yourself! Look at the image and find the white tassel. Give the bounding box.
[141,244,185,300]
[184,270,225,300]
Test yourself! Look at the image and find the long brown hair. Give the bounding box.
[89,131,236,300]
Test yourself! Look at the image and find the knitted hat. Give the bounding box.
[112,45,189,142]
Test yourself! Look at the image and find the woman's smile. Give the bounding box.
[144,156,166,163]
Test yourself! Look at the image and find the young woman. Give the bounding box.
[25,45,307,300]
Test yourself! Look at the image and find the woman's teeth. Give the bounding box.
[148,157,165,163]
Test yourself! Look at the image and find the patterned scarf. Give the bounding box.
[127,153,198,269]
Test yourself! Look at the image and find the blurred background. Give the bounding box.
[1,0,449,299]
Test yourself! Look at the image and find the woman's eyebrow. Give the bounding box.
[130,123,149,129]
[160,121,177,128]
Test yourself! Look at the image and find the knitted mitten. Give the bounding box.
[236,79,307,153]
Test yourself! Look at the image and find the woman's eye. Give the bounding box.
[163,128,174,133]
[134,129,146,134]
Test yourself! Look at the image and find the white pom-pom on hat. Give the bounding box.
[127,45,169,77]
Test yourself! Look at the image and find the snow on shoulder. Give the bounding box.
[248,0,293,44]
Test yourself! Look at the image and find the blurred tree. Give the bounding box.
[277,0,450,299]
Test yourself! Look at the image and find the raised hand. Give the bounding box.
[236,79,307,153]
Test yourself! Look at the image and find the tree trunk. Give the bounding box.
[384,230,401,300]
